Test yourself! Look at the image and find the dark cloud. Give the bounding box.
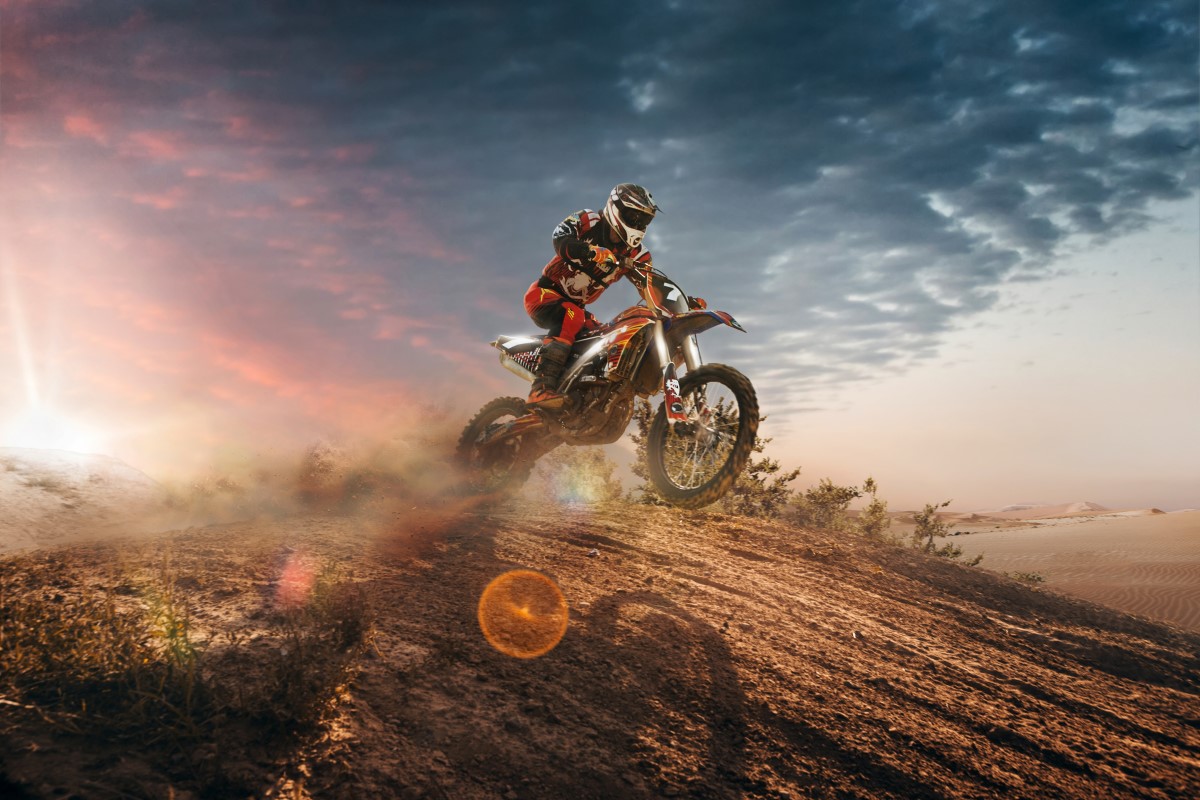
[2,0,1196,418]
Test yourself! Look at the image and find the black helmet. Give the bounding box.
[602,183,659,248]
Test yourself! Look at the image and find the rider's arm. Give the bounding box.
[553,210,612,281]
[624,249,654,290]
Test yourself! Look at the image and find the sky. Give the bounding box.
[2,0,1197,510]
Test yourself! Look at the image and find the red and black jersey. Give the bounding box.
[538,209,653,304]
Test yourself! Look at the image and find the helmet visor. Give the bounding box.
[619,205,655,231]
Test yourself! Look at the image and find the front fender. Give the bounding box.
[663,309,746,339]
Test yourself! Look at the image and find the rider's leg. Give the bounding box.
[528,337,571,408]
[523,284,586,408]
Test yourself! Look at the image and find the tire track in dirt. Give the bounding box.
[3,499,1198,799]
[300,500,1199,799]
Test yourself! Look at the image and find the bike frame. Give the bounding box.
[483,266,745,447]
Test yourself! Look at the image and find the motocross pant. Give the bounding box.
[524,279,600,345]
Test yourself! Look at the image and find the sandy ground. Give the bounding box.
[3,498,1199,799]
[3,453,1198,797]
[0,448,165,552]
[948,511,1200,633]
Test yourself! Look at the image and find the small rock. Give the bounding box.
[191,744,217,762]
[852,630,863,640]
[621,772,639,785]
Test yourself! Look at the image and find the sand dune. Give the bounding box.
[983,501,1120,520]
[953,510,1200,632]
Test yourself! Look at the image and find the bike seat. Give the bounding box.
[575,326,609,342]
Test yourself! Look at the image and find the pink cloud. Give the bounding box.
[218,165,272,183]
[331,143,376,164]
[1,117,42,148]
[125,130,185,160]
[220,205,276,220]
[224,116,252,138]
[74,366,159,406]
[129,186,187,210]
[473,294,516,315]
[64,114,107,144]
[374,314,434,341]
[77,329,187,379]
[190,329,423,427]
[181,162,274,184]
[196,103,284,144]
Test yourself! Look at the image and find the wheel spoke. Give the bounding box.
[660,375,744,490]
[458,399,529,493]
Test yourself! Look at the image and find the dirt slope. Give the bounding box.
[2,499,1198,799]
[0,448,165,552]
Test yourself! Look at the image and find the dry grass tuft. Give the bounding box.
[0,553,375,793]
[0,559,203,734]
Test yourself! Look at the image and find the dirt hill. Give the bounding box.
[0,448,165,553]
[1,497,1198,799]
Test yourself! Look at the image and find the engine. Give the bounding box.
[551,382,635,445]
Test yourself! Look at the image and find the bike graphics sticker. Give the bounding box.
[602,320,651,380]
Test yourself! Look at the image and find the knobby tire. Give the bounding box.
[646,364,759,509]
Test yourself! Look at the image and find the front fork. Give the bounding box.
[655,321,701,426]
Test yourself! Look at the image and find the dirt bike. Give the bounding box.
[457,265,758,508]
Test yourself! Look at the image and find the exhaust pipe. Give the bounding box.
[498,350,535,382]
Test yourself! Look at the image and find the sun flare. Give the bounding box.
[2,407,105,454]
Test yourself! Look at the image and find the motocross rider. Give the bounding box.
[523,183,660,409]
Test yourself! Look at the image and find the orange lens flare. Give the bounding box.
[275,549,316,609]
[477,570,569,659]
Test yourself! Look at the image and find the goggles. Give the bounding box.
[620,205,655,231]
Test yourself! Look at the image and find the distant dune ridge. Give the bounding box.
[0,447,165,552]
[986,500,1109,519]
[943,503,1200,632]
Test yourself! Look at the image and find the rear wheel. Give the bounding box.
[646,364,758,509]
[456,397,537,494]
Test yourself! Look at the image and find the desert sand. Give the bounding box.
[950,510,1200,633]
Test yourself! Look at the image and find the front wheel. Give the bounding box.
[646,364,759,509]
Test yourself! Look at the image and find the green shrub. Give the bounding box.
[857,477,891,540]
[912,500,983,565]
[790,478,862,531]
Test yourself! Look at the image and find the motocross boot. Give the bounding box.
[527,338,571,409]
